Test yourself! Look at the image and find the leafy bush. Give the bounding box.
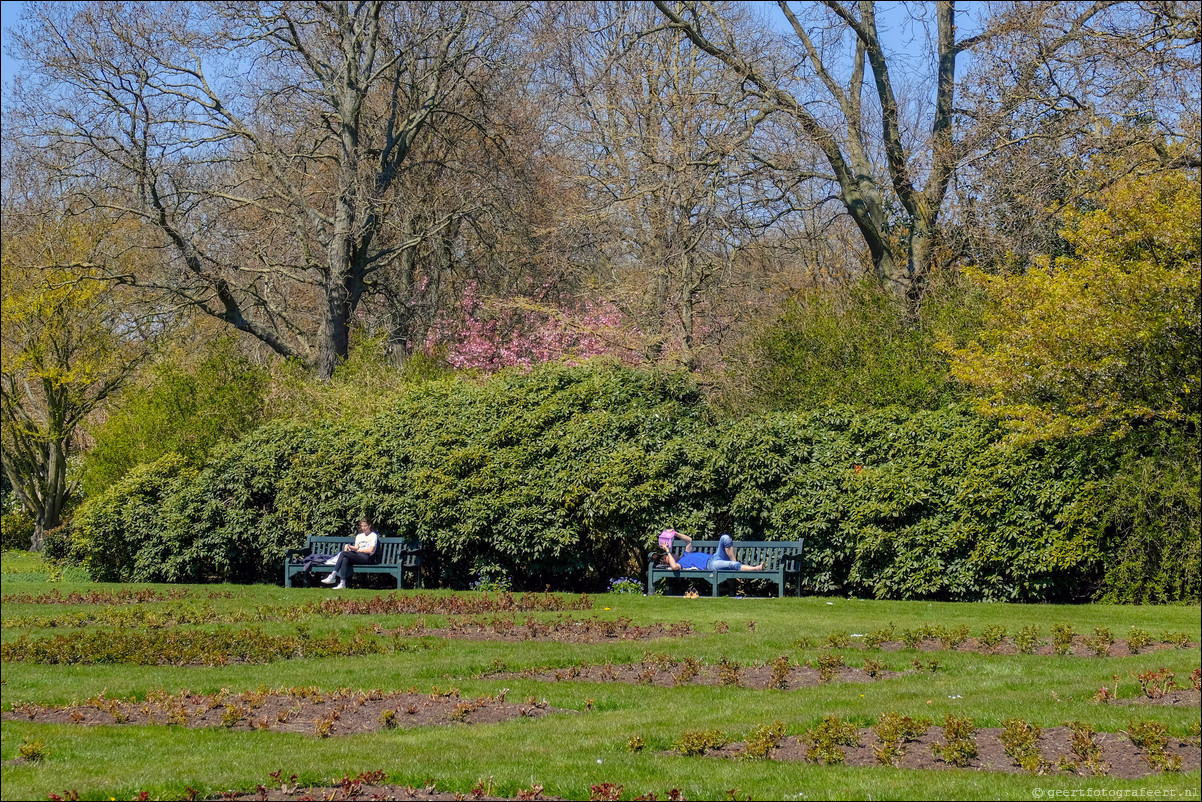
[673,729,727,756]
[1,509,34,552]
[1095,449,1201,603]
[71,454,199,582]
[70,361,1197,601]
[41,523,73,562]
[714,405,1118,600]
[801,715,860,764]
[81,337,268,497]
[72,362,712,588]
[932,714,978,767]
[728,276,982,414]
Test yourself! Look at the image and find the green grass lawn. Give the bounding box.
[2,551,1199,800]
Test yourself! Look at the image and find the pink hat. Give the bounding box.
[658,529,677,549]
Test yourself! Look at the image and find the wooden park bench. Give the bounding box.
[646,539,805,597]
[284,535,423,589]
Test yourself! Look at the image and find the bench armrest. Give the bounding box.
[782,553,804,573]
[285,547,312,561]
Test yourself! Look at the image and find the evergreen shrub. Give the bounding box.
[69,361,1197,601]
[1,509,34,552]
[1095,449,1200,603]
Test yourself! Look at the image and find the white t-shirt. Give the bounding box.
[355,531,378,554]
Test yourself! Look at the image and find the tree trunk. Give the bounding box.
[318,157,359,379]
[678,249,698,372]
[29,440,68,552]
[316,276,352,381]
[905,214,938,309]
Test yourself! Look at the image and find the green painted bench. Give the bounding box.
[646,539,805,597]
[284,535,423,589]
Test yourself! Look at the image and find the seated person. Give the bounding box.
[656,530,763,571]
[321,518,379,589]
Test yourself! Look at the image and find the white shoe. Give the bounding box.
[332,581,346,590]
[321,574,338,585]
[323,557,338,565]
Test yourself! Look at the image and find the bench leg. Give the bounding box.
[712,578,719,597]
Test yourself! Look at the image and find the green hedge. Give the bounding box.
[70,361,1198,601]
[1,510,34,552]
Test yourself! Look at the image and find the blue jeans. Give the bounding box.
[710,534,741,570]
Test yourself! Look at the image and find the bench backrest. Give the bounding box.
[663,540,803,571]
[304,535,421,566]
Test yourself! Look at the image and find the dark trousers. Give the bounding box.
[334,550,373,583]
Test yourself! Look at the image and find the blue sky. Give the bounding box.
[0,2,948,126]
[1,0,23,106]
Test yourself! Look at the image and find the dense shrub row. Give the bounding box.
[70,362,1199,601]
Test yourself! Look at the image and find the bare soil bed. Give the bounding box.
[1112,689,1202,707]
[867,635,1190,658]
[392,616,694,643]
[208,777,567,801]
[3,687,565,737]
[495,660,900,688]
[711,726,1201,779]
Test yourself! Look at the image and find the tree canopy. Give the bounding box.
[946,172,1201,441]
[1,217,162,545]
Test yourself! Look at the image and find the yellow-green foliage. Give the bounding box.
[81,337,268,497]
[736,276,982,414]
[946,172,1201,441]
[1,217,161,536]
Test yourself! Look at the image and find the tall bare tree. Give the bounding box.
[554,1,790,370]
[951,1,1201,270]
[653,1,1201,308]
[9,1,532,378]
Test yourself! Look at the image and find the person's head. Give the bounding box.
[358,518,373,533]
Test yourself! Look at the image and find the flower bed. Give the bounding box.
[690,717,1201,779]
[4,686,563,737]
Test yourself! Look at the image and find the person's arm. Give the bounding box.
[676,533,694,553]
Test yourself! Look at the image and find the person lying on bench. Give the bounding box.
[322,518,378,589]
[656,530,764,572]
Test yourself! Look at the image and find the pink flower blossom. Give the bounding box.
[424,283,642,372]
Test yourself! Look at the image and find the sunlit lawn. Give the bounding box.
[2,551,1199,800]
